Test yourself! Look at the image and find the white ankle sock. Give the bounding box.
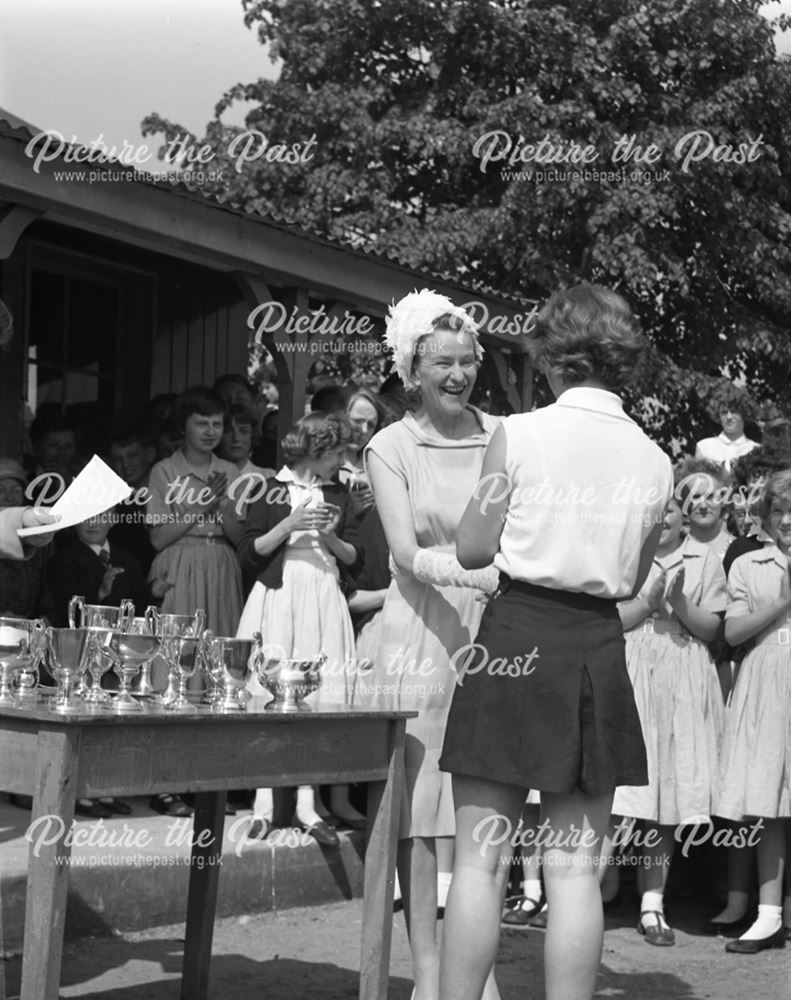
[522,877,542,904]
[741,904,782,940]
[641,890,665,916]
[252,788,273,821]
[295,785,322,826]
[437,872,452,908]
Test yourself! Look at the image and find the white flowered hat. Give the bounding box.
[384,289,483,389]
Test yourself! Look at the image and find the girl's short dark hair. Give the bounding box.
[226,402,261,445]
[674,456,731,504]
[528,284,646,392]
[759,469,791,527]
[172,387,227,432]
[705,381,755,423]
[281,412,352,465]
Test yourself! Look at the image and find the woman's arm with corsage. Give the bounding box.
[368,451,497,592]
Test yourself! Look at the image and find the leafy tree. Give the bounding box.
[143,0,791,454]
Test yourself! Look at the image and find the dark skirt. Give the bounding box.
[439,577,648,795]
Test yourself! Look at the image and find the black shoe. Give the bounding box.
[725,927,786,953]
[247,817,272,841]
[703,914,752,937]
[638,911,675,947]
[332,814,367,831]
[149,793,193,818]
[502,895,544,927]
[225,801,237,816]
[75,798,113,819]
[528,908,548,929]
[293,816,340,847]
[98,797,133,816]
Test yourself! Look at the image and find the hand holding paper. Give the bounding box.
[17,455,132,538]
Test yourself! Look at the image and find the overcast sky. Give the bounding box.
[0,0,789,172]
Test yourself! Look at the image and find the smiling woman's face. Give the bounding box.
[719,408,744,439]
[413,327,479,418]
[768,497,791,553]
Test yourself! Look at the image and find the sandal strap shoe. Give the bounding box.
[638,911,675,946]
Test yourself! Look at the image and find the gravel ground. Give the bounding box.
[3,894,788,1000]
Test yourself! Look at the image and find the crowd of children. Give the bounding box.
[1,373,790,958]
[502,385,791,955]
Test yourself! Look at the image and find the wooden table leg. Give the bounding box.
[360,721,405,1000]
[181,789,227,1000]
[21,728,80,1000]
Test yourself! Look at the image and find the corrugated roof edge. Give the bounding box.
[0,112,535,310]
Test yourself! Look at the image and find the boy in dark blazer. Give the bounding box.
[47,511,150,625]
[45,511,151,818]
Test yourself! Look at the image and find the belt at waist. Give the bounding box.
[640,617,689,637]
[757,626,791,647]
[175,534,230,547]
[497,574,617,611]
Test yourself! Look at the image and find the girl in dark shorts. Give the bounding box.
[438,285,674,1000]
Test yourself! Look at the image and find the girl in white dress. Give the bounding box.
[613,494,726,945]
[714,469,791,953]
[236,412,362,842]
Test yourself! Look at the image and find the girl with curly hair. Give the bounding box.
[236,412,362,843]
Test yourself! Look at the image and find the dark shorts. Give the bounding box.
[439,577,648,795]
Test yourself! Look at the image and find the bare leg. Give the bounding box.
[597,818,622,900]
[519,803,544,905]
[784,820,791,930]
[637,822,675,938]
[436,835,454,909]
[710,827,753,923]
[329,783,366,824]
[399,836,439,1000]
[439,775,524,1000]
[541,789,614,1000]
[737,818,785,940]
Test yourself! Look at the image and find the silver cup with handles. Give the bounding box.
[0,617,44,706]
[147,608,206,706]
[67,595,135,707]
[204,631,262,712]
[43,627,93,714]
[100,629,161,714]
[256,647,325,713]
[128,606,161,701]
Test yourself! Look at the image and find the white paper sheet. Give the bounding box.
[17,455,132,537]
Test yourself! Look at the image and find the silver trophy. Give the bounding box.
[148,609,206,706]
[162,634,208,713]
[100,630,161,714]
[0,617,43,705]
[203,632,263,712]
[256,650,325,713]
[68,596,135,707]
[128,606,160,701]
[44,627,93,714]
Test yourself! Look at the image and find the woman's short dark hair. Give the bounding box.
[281,412,353,465]
[528,284,646,392]
[346,388,385,429]
[225,402,261,445]
[759,469,791,527]
[172,386,227,432]
[674,456,731,505]
[705,381,755,424]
